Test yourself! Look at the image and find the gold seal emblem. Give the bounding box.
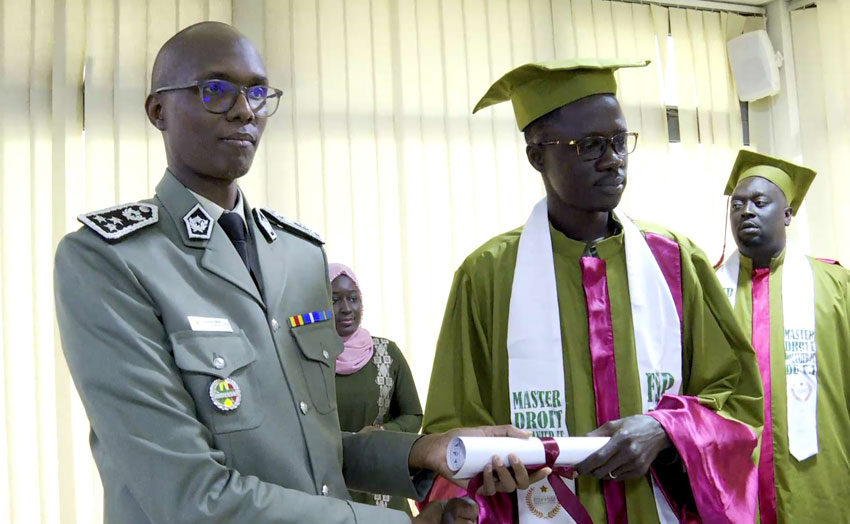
[791,378,814,401]
[525,483,562,519]
[209,377,242,412]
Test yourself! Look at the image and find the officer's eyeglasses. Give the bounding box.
[536,132,638,161]
[155,78,283,117]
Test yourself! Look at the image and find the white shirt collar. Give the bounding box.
[188,188,246,224]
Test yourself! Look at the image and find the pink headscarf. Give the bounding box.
[329,263,374,375]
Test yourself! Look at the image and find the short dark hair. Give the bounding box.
[150,21,247,92]
[523,107,561,145]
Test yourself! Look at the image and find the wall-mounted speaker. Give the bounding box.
[727,30,781,102]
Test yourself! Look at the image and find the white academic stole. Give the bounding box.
[716,245,818,461]
[508,198,680,523]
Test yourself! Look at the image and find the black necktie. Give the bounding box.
[218,211,264,296]
[218,212,250,269]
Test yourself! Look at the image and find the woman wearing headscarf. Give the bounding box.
[329,263,423,514]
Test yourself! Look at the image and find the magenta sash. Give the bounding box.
[580,256,629,524]
[752,268,778,524]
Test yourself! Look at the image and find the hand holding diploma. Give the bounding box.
[409,425,551,495]
[575,414,673,481]
[446,435,610,478]
[440,416,672,483]
[442,433,612,524]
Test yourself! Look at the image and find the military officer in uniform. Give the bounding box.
[54,22,543,524]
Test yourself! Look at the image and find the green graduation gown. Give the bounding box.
[423,221,764,524]
[723,251,850,523]
[336,337,423,514]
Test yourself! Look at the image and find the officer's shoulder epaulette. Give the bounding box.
[260,208,325,245]
[77,202,158,243]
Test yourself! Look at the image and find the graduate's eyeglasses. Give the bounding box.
[155,78,283,117]
[537,132,638,161]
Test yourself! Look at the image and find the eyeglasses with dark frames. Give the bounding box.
[155,78,283,117]
[536,132,639,161]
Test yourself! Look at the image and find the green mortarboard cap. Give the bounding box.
[724,150,816,215]
[473,58,651,131]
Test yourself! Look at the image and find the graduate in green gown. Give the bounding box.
[716,151,850,524]
[421,59,763,524]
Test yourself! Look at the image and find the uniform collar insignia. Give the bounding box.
[252,208,277,243]
[183,204,214,240]
[78,203,158,242]
[260,208,324,245]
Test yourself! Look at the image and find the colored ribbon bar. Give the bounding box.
[288,309,333,328]
[466,437,594,524]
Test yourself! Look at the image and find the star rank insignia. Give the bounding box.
[252,208,277,243]
[183,204,214,240]
[78,203,158,242]
[260,208,324,245]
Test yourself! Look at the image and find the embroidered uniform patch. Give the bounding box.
[209,377,241,412]
[289,309,333,328]
[252,208,277,242]
[183,204,213,240]
[260,208,324,245]
[78,203,158,242]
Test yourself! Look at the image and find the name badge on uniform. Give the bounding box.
[188,316,233,332]
[209,378,241,412]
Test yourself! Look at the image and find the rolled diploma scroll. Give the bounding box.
[447,436,610,479]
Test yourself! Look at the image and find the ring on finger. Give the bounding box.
[607,472,617,480]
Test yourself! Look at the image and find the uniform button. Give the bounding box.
[321,485,329,496]
[212,357,225,369]
[271,318,280,332]
[299,401,310,415]
[322,349,329,359]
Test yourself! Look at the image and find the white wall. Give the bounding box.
[751,0,848,261]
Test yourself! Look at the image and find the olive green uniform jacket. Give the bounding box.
[54,171,430,524]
